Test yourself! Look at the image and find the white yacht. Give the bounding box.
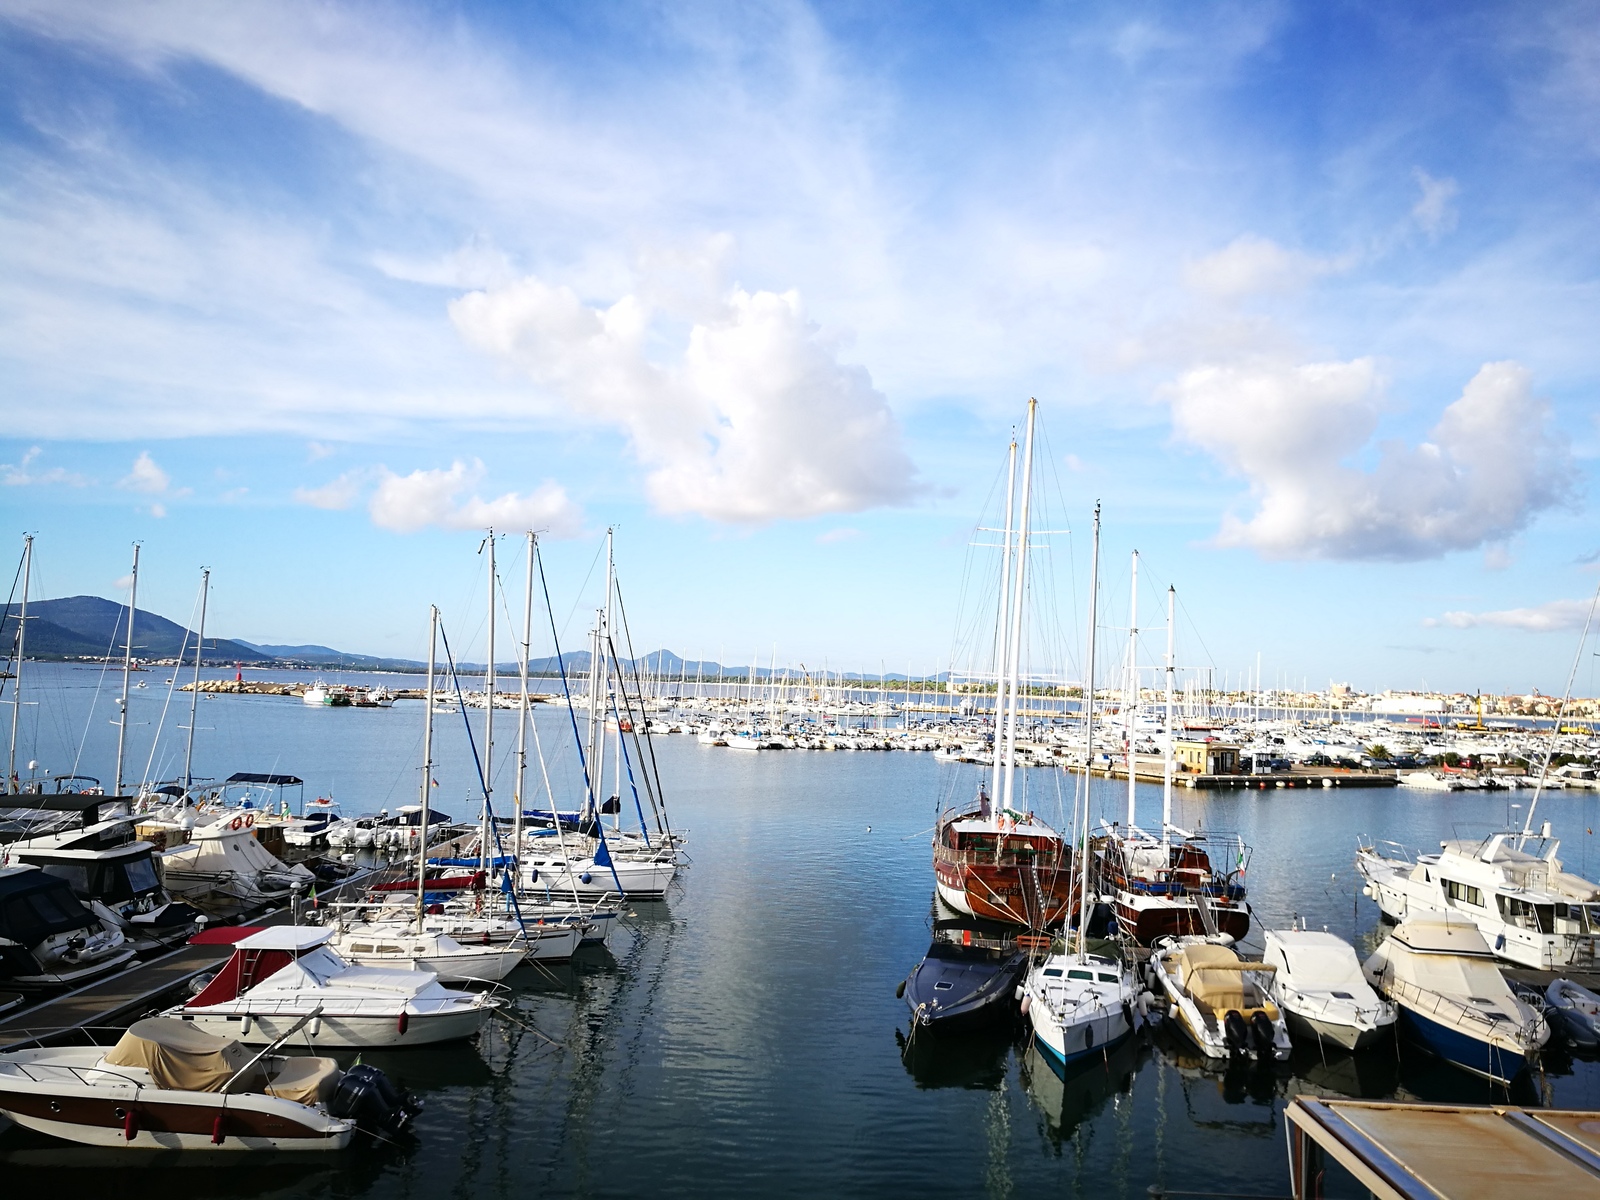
[1356,829,1600,969]
[159,811,318,918]
[1262,928,1396,1051]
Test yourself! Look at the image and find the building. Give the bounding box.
[1174,739,1241,775]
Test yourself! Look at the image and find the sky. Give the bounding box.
[2,1,1599,696]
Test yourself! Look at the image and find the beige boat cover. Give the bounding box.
[263,1055,342,1105]
[105,1017,262,1093]
[1179,944,1275,1014]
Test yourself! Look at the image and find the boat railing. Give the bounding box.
[1358,837,1415,864]
[0,1059,143,1091]
[1382,974,1535,1047]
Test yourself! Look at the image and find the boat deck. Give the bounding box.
[1285,1096,1600,1199]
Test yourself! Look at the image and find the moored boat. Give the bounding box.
[1149,936,1290,1062]
[899,925,1027,1034]
[1262,928,1395,1052]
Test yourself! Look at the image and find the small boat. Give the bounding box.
[177,925,501,1047]
[159,811,317,917]
[1362,917,1549,1085]
[0,1016,418,1150]
[0,865,138,988]
[1148,936,1290,1062]
[899,927,1027,1034]
[1021,948,1141,1076]
[1262,928,1396,1052]
[282,797,343,849]
[326,924,527,984]
[1544,977,1600,1049]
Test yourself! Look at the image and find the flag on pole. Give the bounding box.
[309,885,319,909]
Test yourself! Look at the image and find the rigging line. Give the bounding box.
[610,579,673,839]
[71,591,128,783]
[558,535,607,647]
[602,668,653,847]
[603,632,665,838]
[533,537,595,802]
[140,582,204,791]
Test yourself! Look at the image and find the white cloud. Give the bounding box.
[450,275,920,522]
[293,469,368,511]
[119,450,170,494]
[816,527,865,544]
[1412,169,1459,238]
[1,445,87,486]
[374,235,517,290]
[1431,597,1596,632]
[150,501,167,519]
[306,441,337,461]
[1183,235,1342,299]
[1168,359,1573,561]
[367,459,582,535]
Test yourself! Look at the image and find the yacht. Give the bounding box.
[1093,824,1251,945]
[1356,829,1600,969]
[0,864,137,988]
[159,811,318,918]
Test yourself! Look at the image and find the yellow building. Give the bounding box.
[1175,739,1241,775]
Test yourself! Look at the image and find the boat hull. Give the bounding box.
[182,1006,489,1048]
[932,858,1073,927]
[1395,1003,1532,1085]
[1282,1008,1389,1053]
[1109,892,1251,945]
[1032,1021,1134,1079]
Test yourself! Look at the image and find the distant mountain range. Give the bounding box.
[1,595,926,680]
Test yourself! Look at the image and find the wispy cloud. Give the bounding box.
[1428,597,1598,633]
[1,445,87,487]
[118,451,169,494]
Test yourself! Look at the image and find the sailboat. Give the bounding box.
[932,400,1074,927]
[1019,503,1144,1077]
[1093,571,1251,944]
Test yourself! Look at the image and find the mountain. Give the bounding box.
[2,596,267,662]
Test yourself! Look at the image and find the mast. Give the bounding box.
[1519,579,1600,849]
[6,534,31,794]
[1164,585,1175,846]
[114,543,140,796]
[989,433,1018,805]
[416,605,437,930]
[604,530,618,829]
[1077,503,1101,960]
[515,532,534,874]
[183,567,209,791]
[482,529,495,873]
[1125,550,1138,829]
[1000,398,1037,817]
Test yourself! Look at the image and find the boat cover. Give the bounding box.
[263,1055,341,1105]
[1179,944,1265,1012]
[105,1017,259,1092]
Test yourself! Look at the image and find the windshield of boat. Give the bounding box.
[0,877,95,944]
[125,856,160,895]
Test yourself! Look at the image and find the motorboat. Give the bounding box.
[1356,830,1600,969]
[0,865,137,988]
[3,805,201,950]
[899,926,1027,1034]
[282,797,342,849]
[324,924,527,984]
[301,681,352,707]
[0,1016,418,1150]
[1093,823,1251,945]
[520,836,677,901]
[1148,936,1290,1062]
[1544,978,1600,1049]
[159,811,318,918]
[1362,917,1549,1085]
[1020,949,1141,1076]
[1398,770,1465,791]
[1261,928,1396,1052]
[176,925,501,1047]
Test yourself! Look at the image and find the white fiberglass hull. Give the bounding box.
[1282,1007,1389,1052]
[341,945,527,984]
[180,1005,492,1048]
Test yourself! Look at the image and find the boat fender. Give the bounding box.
[310,1015,322,1037]
[895,979,906,999]
[1136,991,1151,1018]
[1019,994,1031,1018]
[1122,999,1133,1029]
[1223,1010,1249,1056]
[120,1107,138,1141]
[397,1010,410,1036]
[240,1014,252,1036]
[579,872,593,884]
[1249,1010,1275,1057]
[212,1114,226,1145]
[528,868,538,883]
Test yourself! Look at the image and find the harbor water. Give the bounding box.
[4,663,1600,1195]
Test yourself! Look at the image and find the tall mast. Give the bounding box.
[416,605,437,930]
[515,533,534,872]
[1000,398,1037,817]
[605,529,618,829]
[1164,585,1175,846]
[183,567,209,791]
[989,434,1018,805]
[1125,550,1139,829]
[114,543,140,796]
[482,530,495,873]
[1077,503,1102,960]
[7,534,31,794]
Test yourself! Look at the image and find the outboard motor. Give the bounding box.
[1223,1009,1250,1056]
[329,1064,423,1140]
[1249,1010,1277,1060]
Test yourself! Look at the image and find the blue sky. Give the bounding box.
[2,1,1598,694]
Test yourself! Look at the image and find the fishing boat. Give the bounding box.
[1148,937,1290,1062]
[1356,829,1600,970]
[1362,917,1548,1085]
[932,401,1074,927]
[0,865,137,988]
[1262,928,1395,1052]
[899,924,1027,1034]
[0,1016,417,1150]
[176,926,501,1047]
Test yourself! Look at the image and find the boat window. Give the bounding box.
[1067,969,1093,980]
[125,856,160,895]
[933,981,954,991]
[350,944,374,953]
[1042,968,1064,977]
[1098,973,1119,983]
[0,883,94,946]
[1331,991,1353,999]
[38,862,92,896]
[1443,879,1484,908]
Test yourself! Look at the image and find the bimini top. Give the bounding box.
[234,925,334,952]
[225,773,304,786]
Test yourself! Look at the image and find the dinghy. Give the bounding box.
[1263,929,1396,1052]
[1544,977,1600,1049]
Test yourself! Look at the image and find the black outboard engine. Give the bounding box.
[1249,1010,1276,1060]
[329,1064,423,1140]
[1223,1009,1250,1056]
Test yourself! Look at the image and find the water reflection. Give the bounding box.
[1019,1037,1143,1149]
[897,1020,1015,1089]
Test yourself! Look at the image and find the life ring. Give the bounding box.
[230,816,242,831]
[243,812,255,829]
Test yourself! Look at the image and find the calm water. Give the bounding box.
[4,663,1600,1195]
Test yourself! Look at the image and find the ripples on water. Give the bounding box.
[5,664,1600,1194]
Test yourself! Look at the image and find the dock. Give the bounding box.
[1285,1096,1600,1198]
[1093,765,1398,790]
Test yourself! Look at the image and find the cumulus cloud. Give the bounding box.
[366,459,582,535]
[1183,235,1343,299]
[450,276,920,523]
[119,450,170,494]
[293,469,369,511]
[1,446,87,486]
[1412,169,1460,238]
[1429,598,1595,632]
[1168,359,1573,560]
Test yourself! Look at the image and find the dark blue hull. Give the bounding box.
[1397,1003,1532,1085]
[903,942,1026,1034]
